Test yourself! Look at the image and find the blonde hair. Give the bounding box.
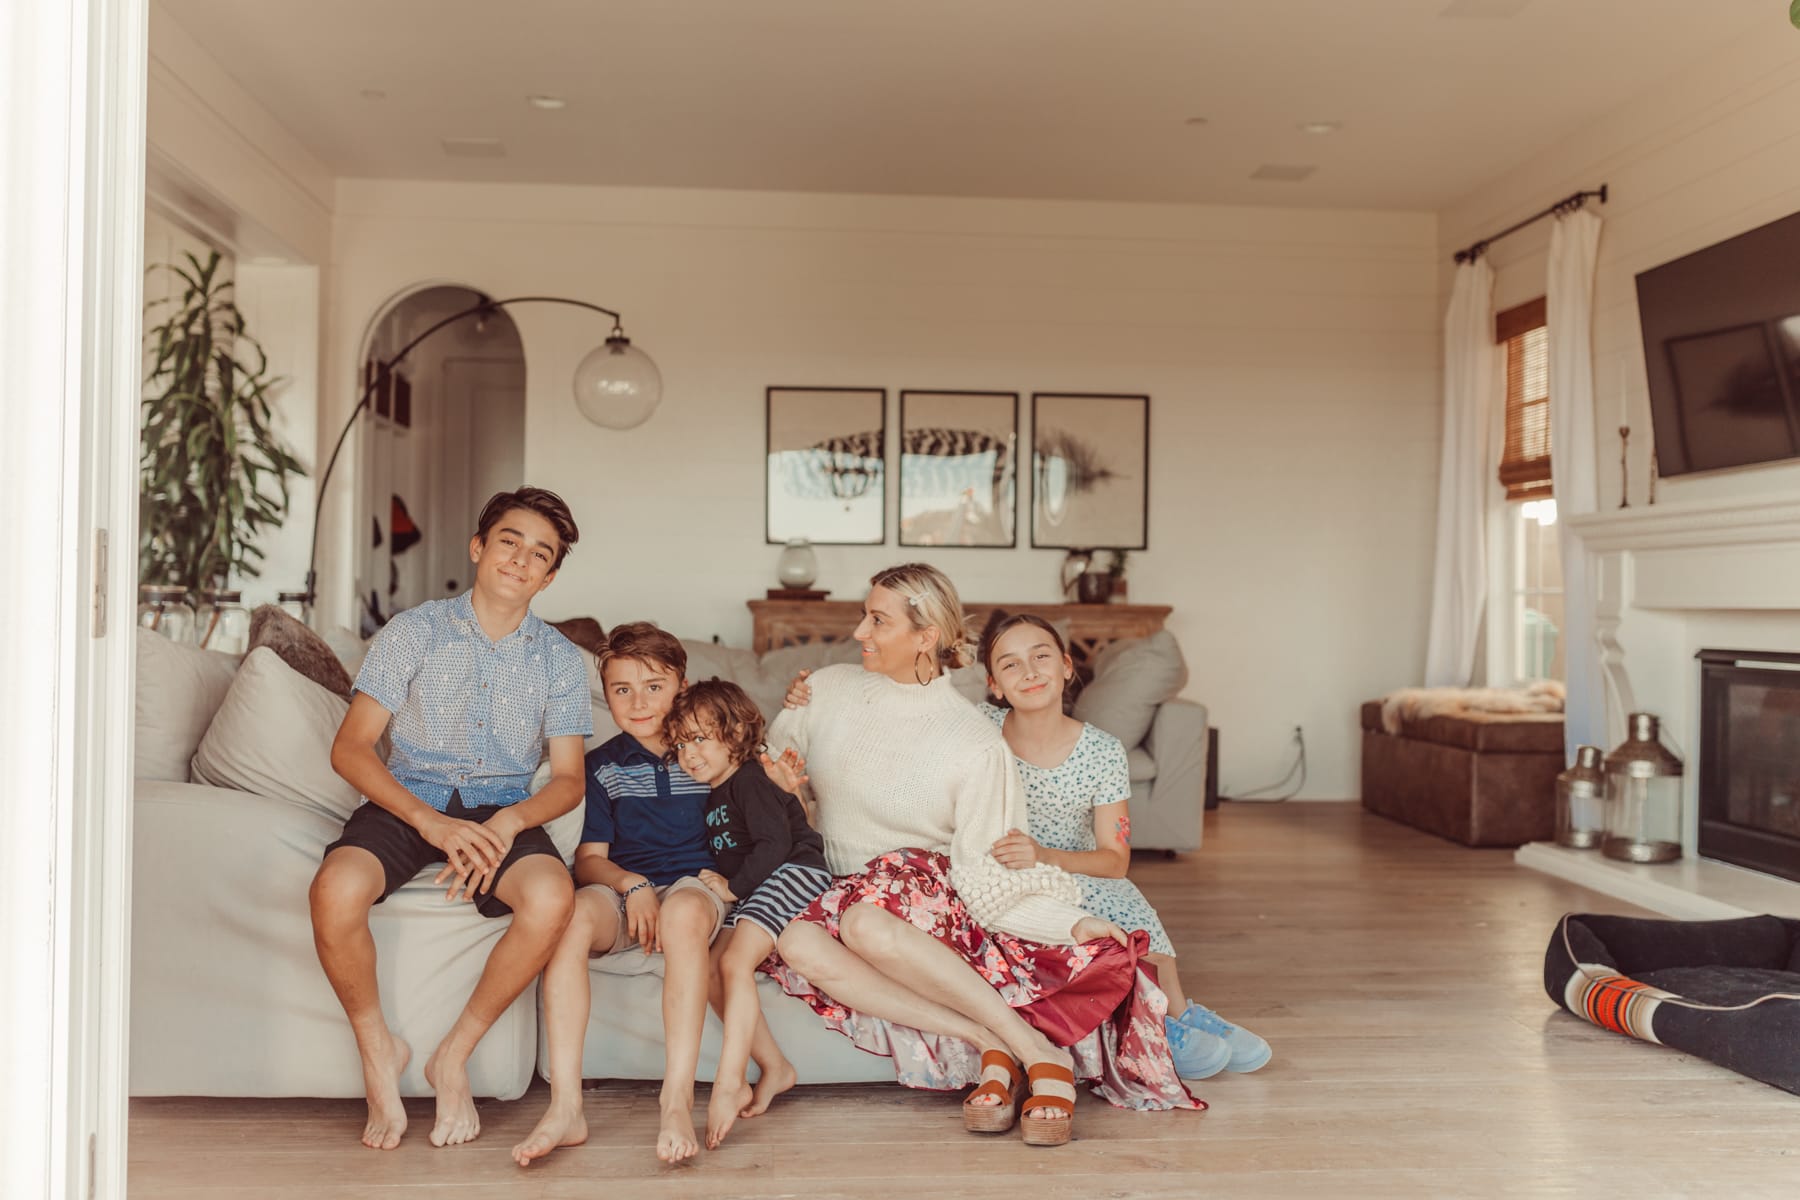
[868,562,975,671]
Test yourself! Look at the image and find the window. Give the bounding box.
[1493,298,1562,682]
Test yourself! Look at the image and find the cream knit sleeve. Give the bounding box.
[946,741,1090,945]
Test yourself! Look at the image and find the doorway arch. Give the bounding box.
[352,284,526,631]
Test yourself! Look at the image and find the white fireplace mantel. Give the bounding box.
[1514,492,1800,919]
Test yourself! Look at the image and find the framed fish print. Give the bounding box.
[765,386,887,545]
[897,390,1018,547]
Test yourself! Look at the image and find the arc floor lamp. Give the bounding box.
[302,294,660,612]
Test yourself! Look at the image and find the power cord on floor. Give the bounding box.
[1223,725,1306,804]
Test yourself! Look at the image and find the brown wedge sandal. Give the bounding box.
[1019,1061,1077,1147]
[961,1049,1024,1133]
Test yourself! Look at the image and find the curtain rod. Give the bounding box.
[1452,184,1608,265]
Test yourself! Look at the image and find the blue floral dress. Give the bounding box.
[983,704,1175,955]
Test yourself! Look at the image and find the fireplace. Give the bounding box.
[1698,649,1800,884]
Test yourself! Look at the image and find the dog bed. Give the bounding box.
[1544,913,1800,1095]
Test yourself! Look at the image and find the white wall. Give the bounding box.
[328,182,1441,797]
[1438,29,1800,509]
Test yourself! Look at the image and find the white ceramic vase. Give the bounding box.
[776,537,818,589]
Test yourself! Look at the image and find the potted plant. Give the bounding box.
[139,249,305,593]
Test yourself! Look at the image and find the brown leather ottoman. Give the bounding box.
[1359,700,1563,847]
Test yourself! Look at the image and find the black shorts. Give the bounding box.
[323,790,561,919]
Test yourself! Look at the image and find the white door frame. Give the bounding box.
[1,2,147,1198]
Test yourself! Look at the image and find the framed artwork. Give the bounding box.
[765,386,887,545]
[1030,392,1149,550]
[898,390,1018,547]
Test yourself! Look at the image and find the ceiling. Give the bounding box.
[159,0,1782,211]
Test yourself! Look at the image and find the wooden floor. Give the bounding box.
[130,804,1800,1199]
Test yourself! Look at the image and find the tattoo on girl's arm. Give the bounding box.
[1116,815,1131,845]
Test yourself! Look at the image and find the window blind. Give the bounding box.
[1496,297,1551,501]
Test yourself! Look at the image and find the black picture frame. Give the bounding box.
[1029,392,1150,550]
[898,390,1019,548]
[765,386,887,545]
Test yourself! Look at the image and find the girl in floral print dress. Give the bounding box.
[977,611,1271,1079]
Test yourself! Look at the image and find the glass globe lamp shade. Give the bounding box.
[573,334,662,430]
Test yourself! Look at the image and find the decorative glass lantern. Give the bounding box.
[194,588,251,654]
[1601,713,1684,863]
[136,584,195,643]
[1555,744,1606,849]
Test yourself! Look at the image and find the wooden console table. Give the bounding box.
[747,599,1171,676]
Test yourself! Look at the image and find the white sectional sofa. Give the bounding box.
[128,613,1206,1098]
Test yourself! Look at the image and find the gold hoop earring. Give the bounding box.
[914,650,932,685]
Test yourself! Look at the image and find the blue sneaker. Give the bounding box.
[1164,1016,1231,1080]
[1178,1003,1272,1073]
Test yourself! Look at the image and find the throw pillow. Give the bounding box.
[247,605,354,698]
[190,646,361,822]
[550,616,608,658]
[1073,630,1188,749]
[134,628,241,782]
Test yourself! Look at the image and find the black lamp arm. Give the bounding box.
[303,294,627,607]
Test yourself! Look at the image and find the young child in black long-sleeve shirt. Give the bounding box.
[663,678,828,1150]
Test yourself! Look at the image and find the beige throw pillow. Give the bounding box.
[191,646,361,822]
[1072,630,1188,749]
[135,628,241,782]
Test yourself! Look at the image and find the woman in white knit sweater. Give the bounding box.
[763,564,1200,1141]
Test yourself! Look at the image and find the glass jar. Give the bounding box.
[1555,744,1605,849]
[194,588,251,654]
[277,590,311,626]
[136,584,195,644]
[776,537,819,589]
[1601,713,1684,863]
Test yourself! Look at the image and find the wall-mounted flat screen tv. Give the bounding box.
[1636,210,1800,478]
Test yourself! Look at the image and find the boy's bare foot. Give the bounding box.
[359,1034,412,1150]
[705,1079,755,1149]
[423,1046,480,1147]
[512,1100,588,1166]
[656,1104,700,1164]
[739,1058,796,1118]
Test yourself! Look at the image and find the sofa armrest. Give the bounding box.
[1138,699,1208,852]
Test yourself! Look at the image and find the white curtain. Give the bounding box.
[1547,209,1604,757]
[1424,259,1498,687]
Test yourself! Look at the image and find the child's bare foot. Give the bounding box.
[511,1099,588,1166]
[705,1079,755,1148]
[740,1058,796,1118]
[423,1046,480,1147]
[359,1034,411,1150]
[656,1104,700,1164]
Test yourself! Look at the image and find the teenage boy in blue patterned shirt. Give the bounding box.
[310,487,593,1153]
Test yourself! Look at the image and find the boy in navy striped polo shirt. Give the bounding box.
[515,623,784,1168]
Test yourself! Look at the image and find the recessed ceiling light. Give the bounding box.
[527,94,566,111]
[441,138,506,158]
[1298,121,1341,135]
[1184,116,1209,127]
[360,88,387,102]
[1251,164,1317,182]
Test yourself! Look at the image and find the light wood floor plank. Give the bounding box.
[129,805,1800,1198]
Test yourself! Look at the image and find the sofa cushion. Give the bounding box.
[135,628,240,782]
[1074,630,1188,749]
[1125,745,1157,784]
[190,647,360,822]
[248,605,354,698]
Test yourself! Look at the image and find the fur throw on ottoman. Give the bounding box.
[1380,680,1564,735]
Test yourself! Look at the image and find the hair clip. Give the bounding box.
[906,593,921,607]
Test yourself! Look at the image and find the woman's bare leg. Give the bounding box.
[837,905,1073,1120]
[1145,952,1188,1015]
[775,921,997,1050]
